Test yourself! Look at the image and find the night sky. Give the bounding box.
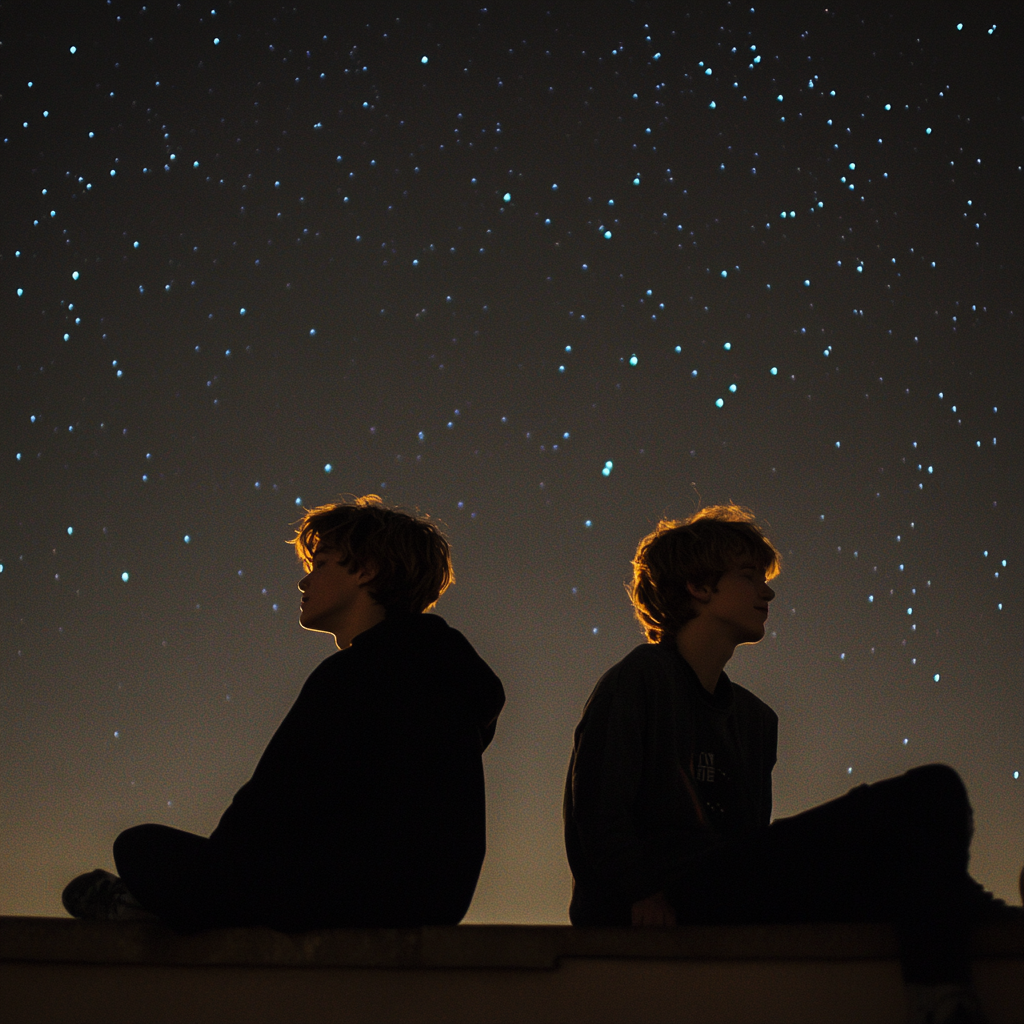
[2,2,1021,921]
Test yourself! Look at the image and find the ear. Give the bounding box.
[353,561,378,587]
[686,580,714,605]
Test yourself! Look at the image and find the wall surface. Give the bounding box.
[2,917,1022,1024]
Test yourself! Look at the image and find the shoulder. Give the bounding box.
[411,611,469,642]
[726,679,779,728]
[574,643,683,743]
[349,612,470,660]
[617,641,678,676]
[396,612,483,660]
[387,611,462,642]
[591,642,678,699]
[376,612,505,718]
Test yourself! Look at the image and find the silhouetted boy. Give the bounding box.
[64,496,504,930]
[564,505,1019,1023]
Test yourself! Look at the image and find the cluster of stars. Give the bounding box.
[1,6,1019,915]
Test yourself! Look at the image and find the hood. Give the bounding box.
[352,611,505,751]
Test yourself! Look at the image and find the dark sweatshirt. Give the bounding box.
[210,612,505,928]
[564,638,777,925]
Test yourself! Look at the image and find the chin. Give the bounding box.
[300,614,333,635]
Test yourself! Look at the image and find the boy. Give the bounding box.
[564,505,1019,1022]
[64,496,505,930]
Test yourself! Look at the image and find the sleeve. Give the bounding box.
[210,669,327,845]
[567,668,662,909]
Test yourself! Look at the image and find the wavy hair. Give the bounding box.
[291,495,453,614]
[629,505,781,642]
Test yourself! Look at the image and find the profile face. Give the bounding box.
[702,562,776,645]
[297,545,366,634]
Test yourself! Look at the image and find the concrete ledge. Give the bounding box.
[2,916,1022,1023]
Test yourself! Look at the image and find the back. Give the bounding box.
[213,612,505,928]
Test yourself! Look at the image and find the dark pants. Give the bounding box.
[114,825,355,931]
[114,825,248,932]
[114,822,470,932]
[667,764,990,983]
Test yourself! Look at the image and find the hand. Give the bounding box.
[631,890,677,927]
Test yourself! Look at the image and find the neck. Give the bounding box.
[674,619,736,695]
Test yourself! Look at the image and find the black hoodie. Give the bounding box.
[210,612,505,928]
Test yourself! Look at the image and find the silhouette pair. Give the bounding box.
[63,496,1020,1023]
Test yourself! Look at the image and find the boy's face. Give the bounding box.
[698,561,776,645]
[297,544,374,635]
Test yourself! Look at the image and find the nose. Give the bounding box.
[298,573,311,594]
[763,581,776,602]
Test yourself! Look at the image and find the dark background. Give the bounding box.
[2,1,1021,920]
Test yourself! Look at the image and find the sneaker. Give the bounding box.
[62,869,158,921]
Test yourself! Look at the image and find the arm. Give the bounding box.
[568,677,663,913]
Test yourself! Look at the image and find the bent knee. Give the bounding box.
[904,764,972,835]
[905,763,966,801]
[113,823,165,868]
